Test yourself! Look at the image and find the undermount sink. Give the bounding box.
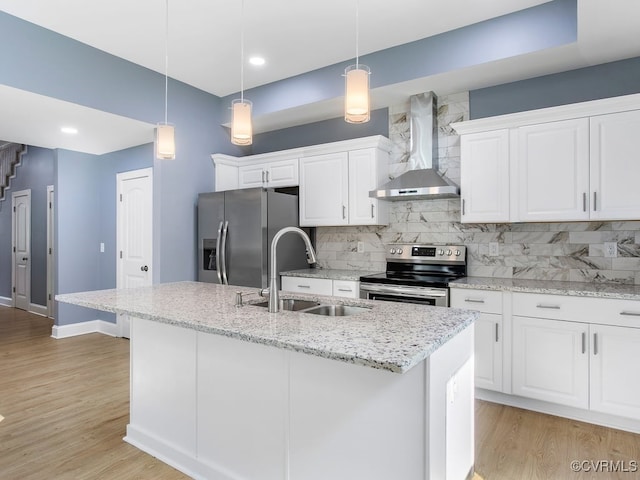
[303,304,371,317]
[250,299,370,316]
[252,298,320,311]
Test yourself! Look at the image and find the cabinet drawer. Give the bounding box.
[281,276,333,296]
[332,280,359,299]
[450,289,503,314]
[512,292,640,326]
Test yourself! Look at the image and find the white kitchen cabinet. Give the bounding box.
[512,315,589,409]
[347,148,388,225]
[590,109,640,220]
[299,152,349,226]
[453,93,640,223]
[238,158,299,189]
[459,129,510,223]
[281,276,359,299]
[589,323,640,419]
[299,147,389,227]
[516,118,590,221]
[450,289,503,392]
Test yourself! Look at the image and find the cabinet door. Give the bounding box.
[238,164,266,189]
[460,130,510,223]
[299,153,349,226]
[512,316,589,408]
[348,148,388,225]
[450,290,503,392]
[517,119,589,221]
[473,313,503,392]
[590,324,640,420]
[590,110,640,220]
[266,159,299,188]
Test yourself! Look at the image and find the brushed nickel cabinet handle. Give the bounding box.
[536,303,561,309]
[462,199,466,215]
[464,298,485,304]
[583,192,587,212]
[593,191,597,211]
[593,333,598,355]
[581,332,586,354]
[342,205,346,219]
[495,323,499,343]
[620,311,640,317]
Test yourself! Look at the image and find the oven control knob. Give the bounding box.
[455,250,461,256]
[397,248,403,254]
[446,249,452,256]
[389,248,396,254]
[438,249,445,256]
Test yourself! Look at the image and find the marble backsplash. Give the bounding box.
[315,92,640,285]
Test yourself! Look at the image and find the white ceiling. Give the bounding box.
[0,0,639,152]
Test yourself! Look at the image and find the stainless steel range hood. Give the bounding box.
[370,92,460,201]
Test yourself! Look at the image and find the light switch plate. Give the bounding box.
[100,242,105,253]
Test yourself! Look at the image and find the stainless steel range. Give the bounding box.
[359,244,467,307]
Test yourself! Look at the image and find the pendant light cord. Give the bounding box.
[355,0,360,69]
[164,0,169,124]
[240,0,245,103]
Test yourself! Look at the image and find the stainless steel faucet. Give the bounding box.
[266,227,317,313]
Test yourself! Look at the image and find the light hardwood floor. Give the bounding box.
[1,306,639,479]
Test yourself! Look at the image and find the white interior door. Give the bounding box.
[46,185,55,318]
[117,168,153,338]
[12,189,31,311]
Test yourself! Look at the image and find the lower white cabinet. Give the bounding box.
[589,323,640,419]
[281,276,359,299]
[512,315,589,409]
[450,289,503,392]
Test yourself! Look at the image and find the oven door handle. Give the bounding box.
[360,283,448,297]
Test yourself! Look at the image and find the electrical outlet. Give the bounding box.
[489,242,499,257]
[604,242,617,258]
[357,241,365,253]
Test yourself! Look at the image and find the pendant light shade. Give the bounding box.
[344,64,370,123]
[156,0,176,159]
[231,99,253,146]
[156,123,176,159]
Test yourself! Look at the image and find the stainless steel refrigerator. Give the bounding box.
[197,187,311,288]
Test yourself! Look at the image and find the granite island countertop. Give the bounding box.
[56,281,477,374]
[450,277,640,301]
[280,268,381,282]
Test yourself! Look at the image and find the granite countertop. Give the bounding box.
[56,281,477,374]
[280,268,381,282]
[450,277,640,301]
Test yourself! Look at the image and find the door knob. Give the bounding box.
[140,265,149,272]
[23,257,28,261]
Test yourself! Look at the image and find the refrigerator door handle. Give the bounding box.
[215,221,223,284]
[221,220,229,285]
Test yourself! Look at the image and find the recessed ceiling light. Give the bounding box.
[60,126,78,134]
[249,56,265,66]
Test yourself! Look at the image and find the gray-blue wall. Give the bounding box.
[469,56,640,119]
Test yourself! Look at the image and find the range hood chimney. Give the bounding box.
[370,92,460,201]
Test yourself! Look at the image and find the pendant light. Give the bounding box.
[344,0,370,124]
[156,0,176,159]
[231,0,253,145]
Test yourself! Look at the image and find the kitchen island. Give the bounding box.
[57,281,478,480]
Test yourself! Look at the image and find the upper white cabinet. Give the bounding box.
[212,137,391,228]
[460,130,510,223]
[298,138,391,227]
[516,118,590,222]
[212,154,299,192]
[453,93,640,223]
[299,152,350,226]
[590,109,640,220]
[238,158,299,189]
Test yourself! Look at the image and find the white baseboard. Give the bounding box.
[0,296,12,307]
[51,319,119,339]
[29,303,48,317]
[476,388,640,434]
